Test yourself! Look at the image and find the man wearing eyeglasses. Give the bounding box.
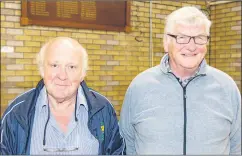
[1,37,125,155]
[120,6,241,155]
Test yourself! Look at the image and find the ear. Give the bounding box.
[163,34,169,52]
[39,66,44,78]
[80,73,86,82]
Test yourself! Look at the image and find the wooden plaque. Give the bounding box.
[21,1,131,32]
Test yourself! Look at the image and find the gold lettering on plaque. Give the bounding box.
[81,2,96,20]
[56,1,78,18]
[30,1,49,16]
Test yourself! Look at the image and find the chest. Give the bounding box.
[132,82,233,145]
[29,106,99,155]
[52,114,71,133]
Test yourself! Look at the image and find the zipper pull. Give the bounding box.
[183,88,187,99]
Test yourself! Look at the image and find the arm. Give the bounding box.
[0,113,15,155]
[105,104,126,155]
[120,86,136,155]
[229,84,241,155]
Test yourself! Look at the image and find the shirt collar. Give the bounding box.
[36,86,48,115]
[76,85,88,112]
[37,85,88,115]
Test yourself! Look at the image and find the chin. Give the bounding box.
[184,65,199,70]
[53,93,67,99]
[180,61,199,68]
[50,89,68,98]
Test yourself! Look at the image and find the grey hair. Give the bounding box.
[36,37,88,77]
[164,6,212,35]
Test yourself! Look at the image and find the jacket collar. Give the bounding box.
[80,80,105,117]
[14,79,105,127]
[159,53,207,76]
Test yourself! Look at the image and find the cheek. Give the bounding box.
[172,42,186,52]
[172,45,185,55]
[46,75,54,81]
[197,46,207,54]
[44,71,57,82]
[71,71,84,83]
[72,76,83,84]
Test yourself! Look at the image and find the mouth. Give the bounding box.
[55,84,68,87]
[181,54,197,57]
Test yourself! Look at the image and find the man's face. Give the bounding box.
[42,42,84,102]
[164,24,208,71]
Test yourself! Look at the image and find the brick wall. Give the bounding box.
[1,1,241,117]
[210,1,241,91]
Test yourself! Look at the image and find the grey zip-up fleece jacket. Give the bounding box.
[120,53,241,155]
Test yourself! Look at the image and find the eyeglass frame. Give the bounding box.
[43,128,80,152]
[43,119,80,152]
[167,34,210,45]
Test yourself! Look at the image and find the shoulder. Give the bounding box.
[2,88,35,119]
[129,65,163,90]
[89,89,113,105]
[89,89,115,113]
[206,66,238,89]
[1,88,36,122]
[125,65,169,100]
[205,65,240,108]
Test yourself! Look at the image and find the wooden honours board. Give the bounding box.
[21,1,131,32]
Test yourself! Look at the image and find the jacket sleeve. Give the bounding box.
[105,103,126,155]
[229,83,241,155]
[119,86,136,155]
[0,111,16,155]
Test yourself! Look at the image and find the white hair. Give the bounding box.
[36,37,88,77]
[164,6,212,35]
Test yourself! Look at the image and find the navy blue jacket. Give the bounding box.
[0,80,125,155]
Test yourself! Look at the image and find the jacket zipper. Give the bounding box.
[169,72,205,155]
[183,86,187,155]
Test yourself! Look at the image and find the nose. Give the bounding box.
[187,37,196,51]
[57,66,68,80]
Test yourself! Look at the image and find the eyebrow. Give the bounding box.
[66,63,78,66]
[177,33,208,36]
[47,61,59,64]
[47,61,79,66]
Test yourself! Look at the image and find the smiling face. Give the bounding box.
[164,24,208,72]
[42,39,84,102]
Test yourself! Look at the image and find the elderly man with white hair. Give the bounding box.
[120,6,241,155]
[1,37,125,155]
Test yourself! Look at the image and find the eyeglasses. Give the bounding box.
[167,34,210,45]
[43,145,79,152]
[43,122,80,152]
[43,97,79,153]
